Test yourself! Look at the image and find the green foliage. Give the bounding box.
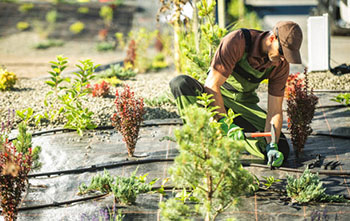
[159,198,192,221]
[99,77,122,87]
[16,107,44,127]
[148,53,168,72]
[164,104,254,220]
[144,92,175,107]
[98,64,136,80]
[44,56,98,135]
[261,176,281,190]
[286,168,346,203]
[16,21,30,31]
[0,68,17,91]
[70,21,85,34]
[34,39,64,49]
[46,10,58,24]
[12,122,42,170]
[100,5,113,28]
[78,168,158,205]
[77,6,89,14]
[227,0,262,30]
[332,93,350,111]
[18,3,34,13]
[180,0,228,81]
[96,41,115,52]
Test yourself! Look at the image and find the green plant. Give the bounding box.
[111,85,145,157]
[18,3,34,13]
[16,21,30,31]
[0,68,17,91]
[70,21,85,34]
[12,122,42,170]
[78,168,157,205]
[148,53,168,72]
[16,108,44,127]
[144,92,176,107]
[98,64,136,80]
[332,93,350,111]
[286,70,318,157]
[286,168,346,203]
[96,41,115,52]
[99,77,122,87]
[33,39,64,49]
[227,0,262,30]
[163,99,254,220]
[180,0,228,81]
[77,6,89,14]
[100,5,113,28]
[73,59,99,84]
[46,10,57,25]
[261,176,281,190]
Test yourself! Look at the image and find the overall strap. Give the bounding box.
[241,28,252,53]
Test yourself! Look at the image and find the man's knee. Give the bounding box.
[169,75,202,99]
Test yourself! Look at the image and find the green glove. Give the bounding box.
[266,143,284,167]
[218,117,244,140]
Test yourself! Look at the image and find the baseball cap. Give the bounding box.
[273,21,303,64]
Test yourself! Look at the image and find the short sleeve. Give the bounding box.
[268,61,289,97]
[210,30,245,78]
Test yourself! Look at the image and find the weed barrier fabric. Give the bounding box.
[13,92,350,221]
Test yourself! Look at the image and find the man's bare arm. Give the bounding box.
[265,94,284,143]
[204,69,228,120]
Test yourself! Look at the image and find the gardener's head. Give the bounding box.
[267,21,303,64]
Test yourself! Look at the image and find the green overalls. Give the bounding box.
[170,29,288,161]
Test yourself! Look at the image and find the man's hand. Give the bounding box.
[266,143,284,167]
[219,118,244,140]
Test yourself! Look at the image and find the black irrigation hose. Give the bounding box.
[282,131,350,140]
[27,156,350,179]
[28,158,174,178]
[313,90,350,93]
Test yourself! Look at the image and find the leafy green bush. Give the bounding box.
[148,53,168,72]
[34,39,64,49]
[0,68,17,91]
[100,5,113,28]
[77,6,89,14]
[99,77,122,87]
[97,64,136,80]
[227,0,262,30]
[70,21,85,34]
[18,3,34,13]
[16,21,30,31]
[96,41,115,52]
[286,168,346,203]
[144,92,175,107]
[78,169,157,205]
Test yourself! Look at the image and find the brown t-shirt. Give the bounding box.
[211,29,289,97]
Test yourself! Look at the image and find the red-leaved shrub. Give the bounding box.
[89,81,110,97]
[111,85,145,157]
[0,140,32,221]
[286,69,319,157]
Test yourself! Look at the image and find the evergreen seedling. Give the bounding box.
[286,69,318,157]
[111,85,145,157]
[163,104,254,221]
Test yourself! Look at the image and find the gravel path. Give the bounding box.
[0,68,179,131]
[1,67,350,132]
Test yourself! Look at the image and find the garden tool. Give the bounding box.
[245,121,276,142]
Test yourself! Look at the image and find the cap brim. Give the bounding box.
[282,46,302,64]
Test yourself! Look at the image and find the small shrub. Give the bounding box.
[0,68,18,91]
[87,80,110,97]
[69,21,85,35]
[124,39,136,67]
[148,53,168,72]
[18,3,34,13]
[96,41,115,52]
[286,69,318,156]
[161,97,254,220]
[78,169,157,205]
[16,21,30,31]
[144,92,175,107]
[33,39,64,49]
[98,64,136,80]
[286,168,346,203]
[100,77,122,87]
[77,6,89,14]
[111,85,145,157]
[46,10,57,25]
[100,5,114,28]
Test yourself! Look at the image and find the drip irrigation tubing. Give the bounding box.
[27,157,350,179]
